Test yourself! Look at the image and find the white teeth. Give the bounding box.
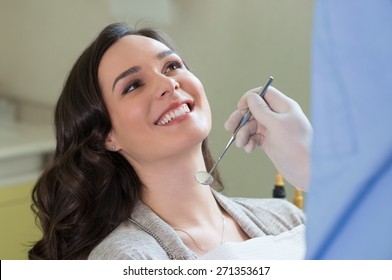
[157,104,190,125]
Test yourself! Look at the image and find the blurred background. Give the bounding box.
[0,0,313,258]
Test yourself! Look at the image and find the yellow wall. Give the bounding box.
[0,182,41,259]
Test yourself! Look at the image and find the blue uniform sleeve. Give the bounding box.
[306,0,392,259]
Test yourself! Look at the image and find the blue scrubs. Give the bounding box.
[306,0,392,259]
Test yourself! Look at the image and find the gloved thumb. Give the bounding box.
[247,93,275,125]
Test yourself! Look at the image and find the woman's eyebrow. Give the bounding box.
[157,49,175,59]
[111,50,176,92]
[112,65,141,92]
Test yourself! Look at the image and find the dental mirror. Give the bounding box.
[195,76,274,185]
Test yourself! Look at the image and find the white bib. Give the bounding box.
[198,224,306,260]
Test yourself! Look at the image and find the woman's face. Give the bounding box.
[99,35,211,165]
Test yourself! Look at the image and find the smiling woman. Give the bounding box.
[99,34,211,166]
[28,22,308,260]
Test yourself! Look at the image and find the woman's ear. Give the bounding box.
[105,131,119,151]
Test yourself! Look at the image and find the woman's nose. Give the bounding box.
[157,75,180,98]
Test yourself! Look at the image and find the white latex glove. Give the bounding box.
[224,86,312,190]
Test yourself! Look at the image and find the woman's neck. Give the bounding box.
[129,146,222,229]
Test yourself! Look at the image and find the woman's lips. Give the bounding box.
[155,103,192,125]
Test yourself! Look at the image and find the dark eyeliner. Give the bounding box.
[122,79,144,95]
[164,60,183,73]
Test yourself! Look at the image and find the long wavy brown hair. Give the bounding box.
[28,22,223,259]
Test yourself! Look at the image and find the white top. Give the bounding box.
[198,224,306,260]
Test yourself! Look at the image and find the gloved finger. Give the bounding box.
[243,123,266,153]
[225,86,270,133]
[243,135,261,153]
[234,118,258,148]
[234,90,277,132]
[235,117,268,149]
[236,87,264,111]
[244,140,257,154]
[238,86,297,119]
[263,86,300,113]
[224,109,243,133]
[245,92,276,126]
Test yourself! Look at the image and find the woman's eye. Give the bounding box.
[165,61,183,74]
[122,79,144,95]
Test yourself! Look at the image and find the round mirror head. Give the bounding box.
[195,171,214,185]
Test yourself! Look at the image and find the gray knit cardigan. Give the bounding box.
[88,190,305,260]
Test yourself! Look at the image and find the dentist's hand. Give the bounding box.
[224,86,312,190]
